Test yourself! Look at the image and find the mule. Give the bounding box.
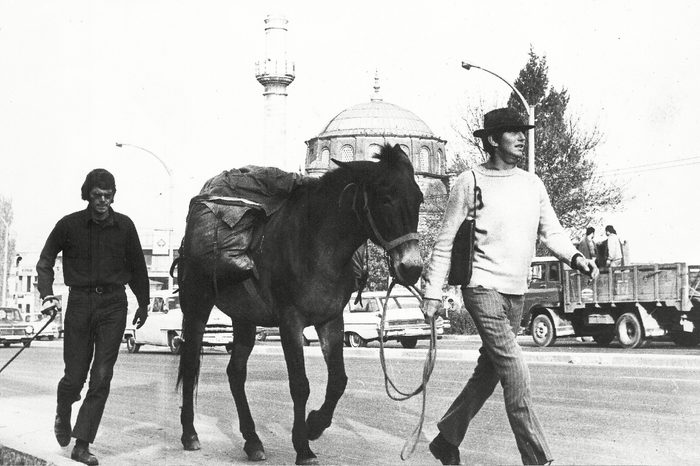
[176,144,423,464]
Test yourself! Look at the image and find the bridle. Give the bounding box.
[340,182,419,252]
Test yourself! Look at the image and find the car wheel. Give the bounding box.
[126,336,141,353]
[47,335,55,341]
[168,333,183,355]
[399,337,418,349]
[3,342,10,348]
[531,314,556,347]
[615,312,644,349]
[670,332,700,347]
[22,340,31,348]
[347,332,367,348]
[593,332,615,346]
[303,336,310,346]
[256,332,267,342]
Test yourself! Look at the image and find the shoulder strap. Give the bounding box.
[467,170,478,219]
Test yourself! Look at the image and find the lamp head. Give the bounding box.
[461,61,473,70]
[115,142,123,147]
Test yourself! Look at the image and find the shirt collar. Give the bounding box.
[83,207,119,227]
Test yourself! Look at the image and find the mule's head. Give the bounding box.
[334,144,423,286]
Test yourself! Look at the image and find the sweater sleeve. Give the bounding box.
[536,180,578,266]
[423,171,472,300]
[36,219,65,299]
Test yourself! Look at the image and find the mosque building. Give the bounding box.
[255,14,450,199]
[303,73,449,199]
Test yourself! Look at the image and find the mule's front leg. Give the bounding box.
[279,323,317,465]
[307,315,347,441]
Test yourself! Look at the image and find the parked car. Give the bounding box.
[256,290,445,348]
[123,291,234,354]
[0,307,36,347]
[28,314,60,340]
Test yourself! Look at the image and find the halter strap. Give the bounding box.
[357,187,419,251]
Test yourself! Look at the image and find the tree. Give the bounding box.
[453,48,623,245]
[0,195,15,305]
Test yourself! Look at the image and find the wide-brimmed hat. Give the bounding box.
[473,107,533,138]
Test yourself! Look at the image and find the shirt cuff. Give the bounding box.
[570,252,584,269]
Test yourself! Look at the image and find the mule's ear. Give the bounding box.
[331,158,352,170]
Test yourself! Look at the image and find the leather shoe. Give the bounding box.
[71,444,99,465]
[429,432,461,465]
[54,413,72,447]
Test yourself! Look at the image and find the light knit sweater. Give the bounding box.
[423,164,579,299]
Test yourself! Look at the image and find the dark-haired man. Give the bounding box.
[422,108,598,465]
[37,168,149,465]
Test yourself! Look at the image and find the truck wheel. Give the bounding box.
[670,332,700,347]
[615,312,644,349]
[399,337,418,349]
[168,333,183,354]
[593,333,615,346]
[126,336,141,353]
[347,332,367,348]
[531,314,556,347]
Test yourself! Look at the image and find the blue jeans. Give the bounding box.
[437,287,552,465]
[58,288,127,443]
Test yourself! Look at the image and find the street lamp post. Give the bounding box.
[0,216,8,306]
[461,61,536,173]
[115,142,175,290]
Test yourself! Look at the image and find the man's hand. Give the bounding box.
[421,298,442,324]
[575,256,600,279]
[41,295,60,316]
[132,305,148,329]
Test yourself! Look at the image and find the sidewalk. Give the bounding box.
[1,339,698,465]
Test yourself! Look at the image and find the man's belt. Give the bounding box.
[70,284,125,295]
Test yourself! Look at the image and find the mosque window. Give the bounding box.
[320,148,330,165]
[340,144,354,161]
[419,146,431,172]
[437,149,444,174]
[367,144,382,159]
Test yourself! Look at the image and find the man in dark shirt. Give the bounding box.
[37,168,149,465]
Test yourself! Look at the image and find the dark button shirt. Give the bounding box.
[36,207,150,307]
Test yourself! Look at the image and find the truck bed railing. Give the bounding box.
[564,262,693,313]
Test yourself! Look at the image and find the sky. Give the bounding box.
[1,0,700,264]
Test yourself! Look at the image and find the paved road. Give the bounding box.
[1,337,699,465]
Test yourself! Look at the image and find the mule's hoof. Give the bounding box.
[244,440,266,461]
[181,433,201,451]
[306,410,331,441]
[295,452,319,465]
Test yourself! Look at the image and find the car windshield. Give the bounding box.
[0,308,23,321]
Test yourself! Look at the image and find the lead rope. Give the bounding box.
[378,278,437,460]
[0,306,58,375]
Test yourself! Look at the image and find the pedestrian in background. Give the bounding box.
[576,226,597,261]
[36,169,150,465]
[421,108,598,465]
[605,224,623,267]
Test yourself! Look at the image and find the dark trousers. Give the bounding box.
[437,287,552,465]
[57,288,127,443]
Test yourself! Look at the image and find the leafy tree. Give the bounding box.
[453,47,623,246]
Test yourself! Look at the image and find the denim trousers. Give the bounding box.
[58,288,127,443]
[437,286,552,465]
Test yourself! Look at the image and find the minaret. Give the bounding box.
[255,15,295,170]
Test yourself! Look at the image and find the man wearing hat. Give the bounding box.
[421,108,598,465]
[37,168,150,465]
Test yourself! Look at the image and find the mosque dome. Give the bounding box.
[318,100,435,139]
[305,73,447,179]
